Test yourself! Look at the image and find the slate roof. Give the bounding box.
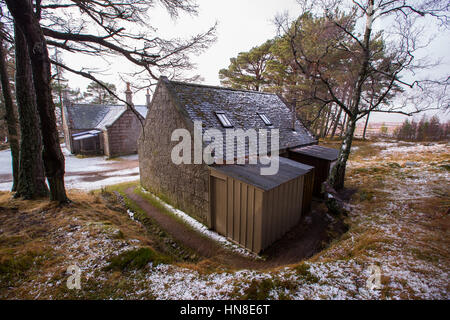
[135,106,149,119]
[210,157,314,191]
[162,77,316,158]
[64,104,148,130]
[289,145,339,161]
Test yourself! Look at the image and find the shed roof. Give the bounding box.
[289,145,339,161]
[162,77,316,155]
[210,156,314,191]
[64,104,148,130]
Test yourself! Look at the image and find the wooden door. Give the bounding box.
[211,176,227,236]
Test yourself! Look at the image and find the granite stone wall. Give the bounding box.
[106,110,144,157]
[138,82,210,225]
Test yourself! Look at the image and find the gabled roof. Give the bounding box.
[64,104,148,130]
[162,77,316,153]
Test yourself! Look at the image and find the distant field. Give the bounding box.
[354,122,402,138]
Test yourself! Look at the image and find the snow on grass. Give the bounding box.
[370,141,399,148]
[24,215,141,299]
[142,265,250,299]
[135,256,448,300]
[380,142,448,155]
[140,187,261,260]
[318,140,449,299]
[108,245,448,300]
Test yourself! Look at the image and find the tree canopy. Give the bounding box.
[219,40,273,91]
[85,81,118,105]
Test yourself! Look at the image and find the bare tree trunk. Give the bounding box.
[323,105,333,137]
[330,106,342,138]
[318,106,328,138]
[14,24,48,199]
[326,105,337,137]
[312,111,320,137]
[0,33,19,192]
[6,0,68,202]
[339,112,347,138]
[329,115,357,190]
[362,112,370,140]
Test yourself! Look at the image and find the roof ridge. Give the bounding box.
[70,103,148,108]
[70,104,124,107]
[165,78,278,96]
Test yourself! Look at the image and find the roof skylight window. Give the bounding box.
[216,112,233,128]
[258,113,272,126]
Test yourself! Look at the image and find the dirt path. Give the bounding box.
[124,187,346,270]
[125,187,223,258]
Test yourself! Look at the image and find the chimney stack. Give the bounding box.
[145,88,151,108]
[125,82,133,105]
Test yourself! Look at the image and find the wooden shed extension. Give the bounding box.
[209,157,314,254]
[71,130,103,155]
[288,145,339,196]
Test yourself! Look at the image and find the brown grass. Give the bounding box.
[0,189,160,299]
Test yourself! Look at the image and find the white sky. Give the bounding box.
[62,0,450,123]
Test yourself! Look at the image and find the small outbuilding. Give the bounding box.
[287,145,339,196]
[209,157,314,253]
[62,84,149,157]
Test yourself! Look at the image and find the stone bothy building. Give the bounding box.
[62,84,148,157]
[139,76,338,253]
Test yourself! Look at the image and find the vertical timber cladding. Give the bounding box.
[209,158,313,254]
[302,169,314,213]
[210,170,264,253]
[287,145,339,197]
[260,175,305,251]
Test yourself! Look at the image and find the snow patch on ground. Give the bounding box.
[380,142,447,155]
[26,216,141,299]
[0,145,140,191]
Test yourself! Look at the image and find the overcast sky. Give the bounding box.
[63,0,450,123]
